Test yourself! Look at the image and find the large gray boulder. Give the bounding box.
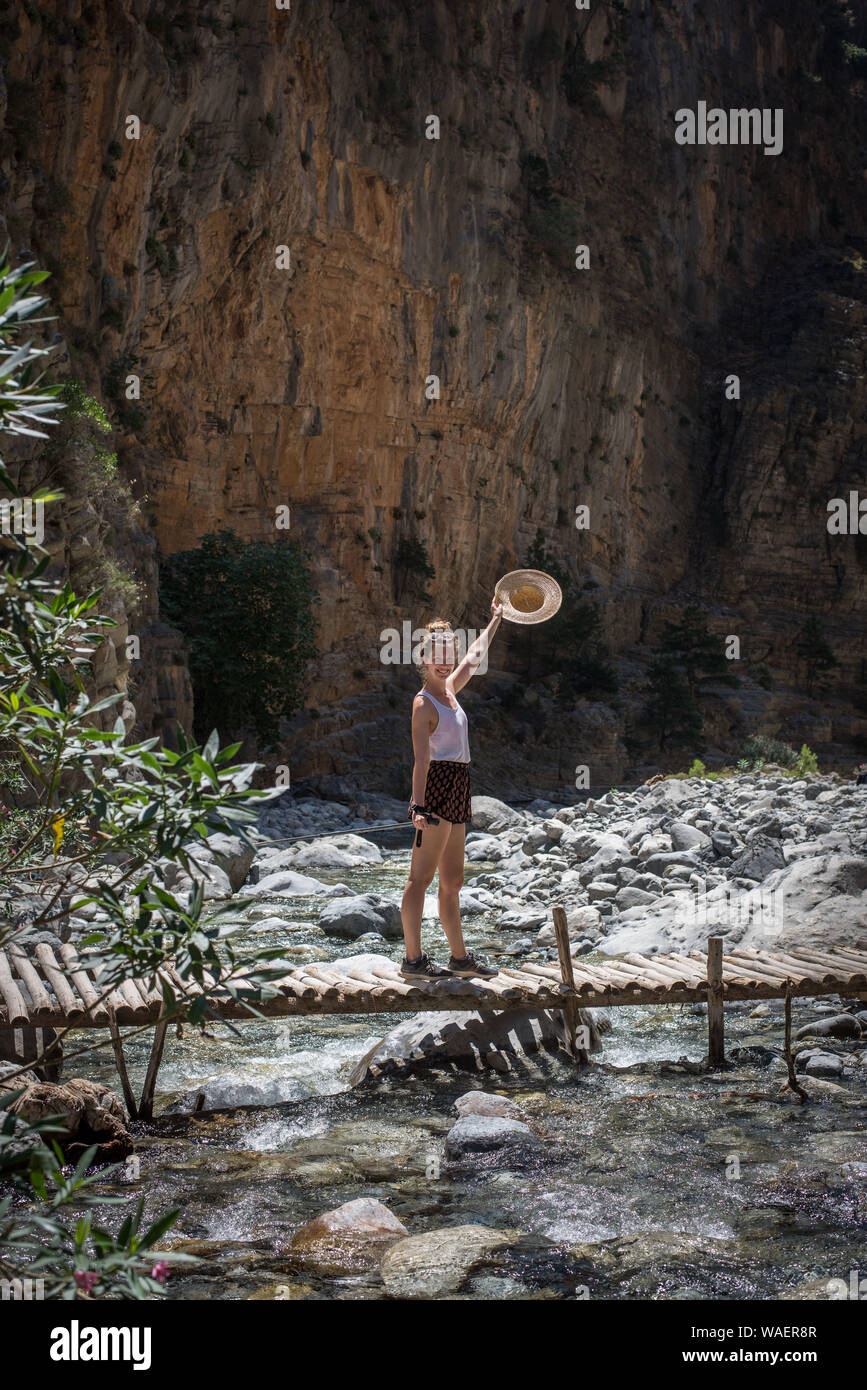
[380,1226,514,1299]
[283,835,383,870]
[470,796,526,832]
[730,834,786,882]
[445,1114,539,1158]
[318,893,403,939]
[206,832,256,892]
[240,868,336,897]
[348,1007,600,1083]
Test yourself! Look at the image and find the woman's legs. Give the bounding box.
[400,817,452,960]
[437,821,467,959]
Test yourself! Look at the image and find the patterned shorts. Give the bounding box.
[421,760,472,825]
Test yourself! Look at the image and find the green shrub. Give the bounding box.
[160,529,318,744]
[736,735,798,771]
[795,743,819,776]
[687,758,707,778]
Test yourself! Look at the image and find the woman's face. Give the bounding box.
[424,636,456,680]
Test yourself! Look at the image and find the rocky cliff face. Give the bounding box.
[1,0,865,794]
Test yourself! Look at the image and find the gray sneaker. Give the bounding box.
[448,951,498,979]
[400,952,454,980]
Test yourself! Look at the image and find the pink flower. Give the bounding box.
[150,1260,169,1284]
[74,1269,98,1293]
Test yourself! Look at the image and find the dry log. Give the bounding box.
[34,943,84,1018]
[0,950,30,1026]
[7,945,52,1015]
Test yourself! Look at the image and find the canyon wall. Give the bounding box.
[1,0,865,795]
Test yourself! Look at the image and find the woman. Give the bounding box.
[400,600,503,979]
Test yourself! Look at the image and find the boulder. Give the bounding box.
[240,868,332,897]
[669,821,711,851]
[797,1050,844,1078]
[445,1114,539,1157]
[206,832,256,892]
[318,893,403,939]
[348,1006,600,1083]
[470,796,526,832]
[9,1078,133,1162]
[284,835,383,869]
[380,1225,514,1299]
[453,1091,527,1121]
[795,1014,862,1040]
[729,834,786,882]
[289,1198,408,1275]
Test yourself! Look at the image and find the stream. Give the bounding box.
[70,845,867,1301]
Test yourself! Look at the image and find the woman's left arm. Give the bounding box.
[449,598,503,693]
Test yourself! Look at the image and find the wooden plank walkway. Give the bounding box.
[1,937,865,1029]
[2,920,865,1119]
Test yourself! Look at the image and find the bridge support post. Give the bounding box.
[139,1015,169,1122]
[107,1007,138,1119]
[552,906,584,1062]
[707,936,725,1068]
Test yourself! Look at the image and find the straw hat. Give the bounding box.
[494,569,563,625]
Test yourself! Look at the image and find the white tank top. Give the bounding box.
[420,689,470,764]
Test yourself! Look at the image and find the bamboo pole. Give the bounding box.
[707,936,725,1068]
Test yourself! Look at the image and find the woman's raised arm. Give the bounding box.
[449,599,503,694]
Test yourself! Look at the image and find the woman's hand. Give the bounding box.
[491,598,503,621]
[412,811,428,832]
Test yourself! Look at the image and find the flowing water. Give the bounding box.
[70,846,867,1301]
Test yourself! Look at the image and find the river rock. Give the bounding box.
[670,821,712,851]
[289,1197,408,1275]
[380,1225,514,1299]
[283,834,383,869]
[166,1074,314,1112]
[497,905,548,930]
[729,835,786,882]
[445,1114,539,1157]
[317,893,402,938]
[795,1013,862,1039]
[206,832,256,891]
[799,1051,844,1078]
[240,868,335,897]
[470,796,526,832]
[535,905,602,946]
[8,1078,133,1161]
[348,1006,599,1082]
[453,1091,527,1120]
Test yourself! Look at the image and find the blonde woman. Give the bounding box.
[399,601,503,979]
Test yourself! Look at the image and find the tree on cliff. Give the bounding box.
[522,530,617,699]
[796,612,839,698]
[159,530,318,745]
[641,606,737,751]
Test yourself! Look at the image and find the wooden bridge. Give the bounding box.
[1,908,866,1119]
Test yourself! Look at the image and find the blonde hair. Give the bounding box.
[415,619,455,684]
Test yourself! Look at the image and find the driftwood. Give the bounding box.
[783,986,808,1105]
